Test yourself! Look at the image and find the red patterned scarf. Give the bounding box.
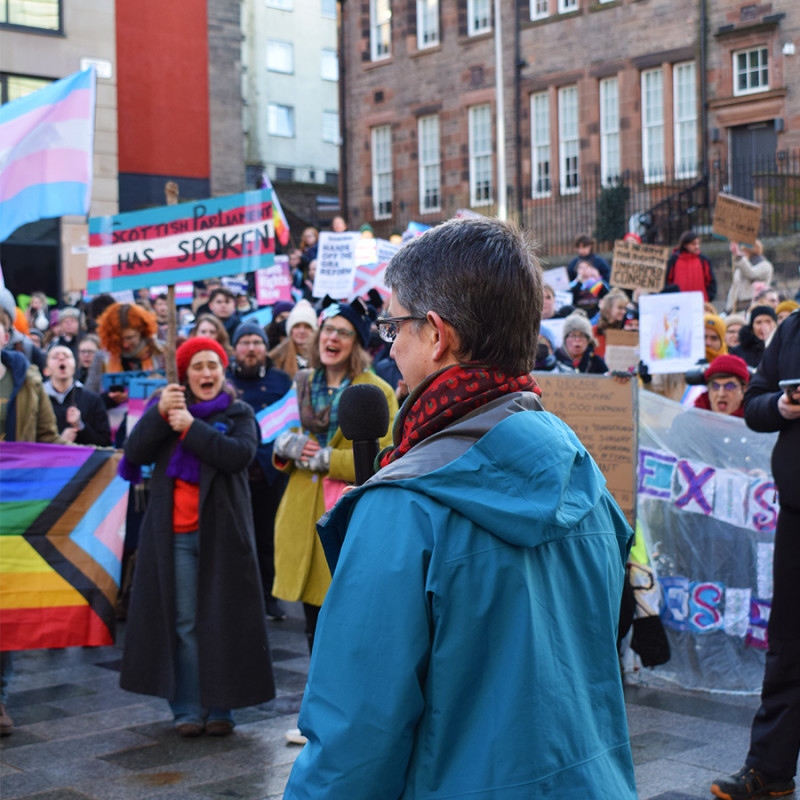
[379,364,541,467]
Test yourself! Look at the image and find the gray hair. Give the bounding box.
[384,217,543,374]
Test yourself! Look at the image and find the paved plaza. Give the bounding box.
[0,602,794,800]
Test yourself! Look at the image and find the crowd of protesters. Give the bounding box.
[1,219,799,800]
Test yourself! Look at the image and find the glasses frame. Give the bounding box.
[376,315,428,343]
[708,380,742,393]
[320,322,356,339]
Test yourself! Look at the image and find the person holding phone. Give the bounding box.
[712,308,800,800]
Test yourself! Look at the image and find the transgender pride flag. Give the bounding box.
[0,67,96,242]
[256,387,301,443]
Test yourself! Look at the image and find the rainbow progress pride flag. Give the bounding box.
[0,443,128,651]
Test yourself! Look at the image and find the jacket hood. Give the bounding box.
[321,392,608,552]
[1,348,31,390]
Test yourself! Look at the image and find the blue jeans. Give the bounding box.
[169,532,232,727]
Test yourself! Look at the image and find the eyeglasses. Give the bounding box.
[320,323,356,339]
[376,316,427,343]
[709,380,742,392]
[566,332,589,341]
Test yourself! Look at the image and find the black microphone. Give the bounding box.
[338,383,391,486]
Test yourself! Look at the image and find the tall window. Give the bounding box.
[321,49,339,81]
[371,125,393,219]
[558,0,577,12]
[0,0,60,30]
[418,115,441,212]
[467,0,490,35]
[268,104,295,138]
[733,46,768,96]
[322,111,340,144]
[599,77,620,185]
[266,40,294,73]
[673,61,697,178]
[641,68,664,182]
[558,86,579,195]
[530,92,551,198]
[416,0,439,48]
[0,73,51,104]
[468,105,492,206]
[530,0,548,20]
[370,0,391,61]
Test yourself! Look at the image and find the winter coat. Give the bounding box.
[731,324,767,368]
[283,393,636,800]
[44,381,112,446]
[726,252,774,313]
[1,350,66,444]
[744,310,800,510]
[119,400,274,709]
[665,250,716,302]
[567,252,611,282]
[272,370,398,607]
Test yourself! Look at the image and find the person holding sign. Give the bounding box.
[727,240,773,315]
[665,231,717,302]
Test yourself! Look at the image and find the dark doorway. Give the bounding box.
[729,122,777,200]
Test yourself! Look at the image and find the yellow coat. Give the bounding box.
[272,370,398,606]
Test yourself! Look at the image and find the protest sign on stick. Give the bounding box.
[313,232,359,299]
[534,374,637,526]
[611,239,670,293]
[712,193,761,245]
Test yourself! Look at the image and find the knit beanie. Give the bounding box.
[562,310,595,346]
[271,301,294,320]
[0,288,17,328]
[704,354,750,385]
[176,337,229,383]
[749,305,777,324]
[724,314,746,330]
[776,300,799,316]
[286,300,318,334]
[704,313,726,342]
[319,296,374,347]
[231,321,268,348]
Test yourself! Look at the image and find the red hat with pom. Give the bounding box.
[175,337,228,383]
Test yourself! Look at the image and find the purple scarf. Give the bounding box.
[118,392,232,484]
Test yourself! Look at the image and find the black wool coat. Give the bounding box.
[119,399,275,709]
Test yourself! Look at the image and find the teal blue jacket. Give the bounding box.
[284,393,637,799]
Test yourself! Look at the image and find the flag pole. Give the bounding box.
[164,181,180,384]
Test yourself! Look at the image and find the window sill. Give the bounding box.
[410,43,442,58]
[0,22,64,36]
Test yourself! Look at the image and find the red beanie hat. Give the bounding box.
[704,354,750,385]
[175,337,229,383]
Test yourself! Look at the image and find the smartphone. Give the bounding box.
[108,384,125,393]
[778,379,800,403]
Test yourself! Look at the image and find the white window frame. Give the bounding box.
[371,125,393,219]
[599,77,620,186]
[321,48,339,81]
[733,46,769,97]
[530,0,548,20]
[468,104,493,206]
[641,68,664,183]
[467,0,491,36]
[265,0,293,9]
[268,103,295,138]
[321,0,336,18]
[558,85,579,195]
[418,115,441,212]
[530,92,551,198]
[558,0,577,13]
[370,0,391,61]
[673,61,697,179]
[322,110,340,144]
[416,0,439,48]
[266,40,294,74]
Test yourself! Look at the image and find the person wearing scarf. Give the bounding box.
[282,218,636,800]
[272,298,398,658]
[118,337,274,738]
[704,312,728,363]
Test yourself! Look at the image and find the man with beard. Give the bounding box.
[228,321,293,620]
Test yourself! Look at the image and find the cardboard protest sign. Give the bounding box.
[255,256,293,306]
[611,239,669,293]
[712,193,761,245]
[639,291,704,375]
[87,189,275,294]
[313,232,360,299]
[604,329,640,373]
[534,374,637,526]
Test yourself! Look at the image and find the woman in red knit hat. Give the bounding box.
[693,354,750,416]
[119,337,274,737]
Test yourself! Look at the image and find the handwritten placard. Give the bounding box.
[611,240,670,293]
[534,374,637,526]
[712,193,761,245]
